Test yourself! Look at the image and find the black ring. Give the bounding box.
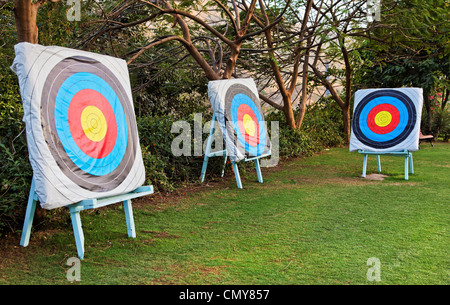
[40,56,138,192]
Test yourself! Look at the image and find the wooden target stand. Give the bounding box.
[200,113,270,188]
[20,178,153,259]
[358,149,414,180]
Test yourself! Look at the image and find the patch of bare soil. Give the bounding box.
[364,173,389,181]
[131,156,293,210]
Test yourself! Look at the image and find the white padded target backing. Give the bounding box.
[11,43,145,209]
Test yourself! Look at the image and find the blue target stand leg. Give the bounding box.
[200,113,268,188]
[20,178,153,259]
[19,178,38,248]
[358,150,414,180]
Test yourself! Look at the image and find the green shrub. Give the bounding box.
[302,96,346,148]
[0,45,32,234]
[432,105,450,141]
[0,143,32,235]
[137,113,226,192]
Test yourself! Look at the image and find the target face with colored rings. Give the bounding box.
[225,84,268,158]
[41,56,138,192]
[350,88,423,152]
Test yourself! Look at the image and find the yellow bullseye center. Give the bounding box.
[81,106,107,142]
[243,114,256,136]
[374,111,392,127]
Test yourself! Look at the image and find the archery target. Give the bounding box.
[11,43,145,209]
[208,78,271,162]
[349,88,423,152]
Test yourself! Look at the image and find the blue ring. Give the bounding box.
[358,96,408,142]
[230,93,266,156]
[54,72,128,176]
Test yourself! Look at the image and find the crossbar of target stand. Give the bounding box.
[20,177,153,259]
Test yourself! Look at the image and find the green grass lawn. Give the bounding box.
[0,143,448,285]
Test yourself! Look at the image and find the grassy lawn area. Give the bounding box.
[0,143,448,285]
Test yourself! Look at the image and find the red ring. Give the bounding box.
[367,103,400,134]
[236,103,260,147]
[68,89,117,159]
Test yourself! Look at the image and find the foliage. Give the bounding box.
[302,96,347,148]
[0,143,32,234]
[266,96,346,158]
[373,0,449,55]
[131,57,210,118]
[354,0,449,134]
[137,114,203,192]
[432,106,450,141]
[355,47,449,93]
[422,95,450,141]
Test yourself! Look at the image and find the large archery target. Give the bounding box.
[11,43,145,209]
[349,88,423,152]
[208,78,271,162]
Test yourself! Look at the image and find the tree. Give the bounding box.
[80,0,290,82]
[240,0,387,140]
[306,0,389,142]
[248,0,315,130]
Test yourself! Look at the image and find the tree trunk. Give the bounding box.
[223,43,240,79]
[14,0,41,44]
[342,106,351,142]
[440,89,448,110]
[295,48,310,130]
[340,37,353,143]
[283,100,296,129]
[184,41,220,80]
[263,33,296,129]
[311,61,351,141]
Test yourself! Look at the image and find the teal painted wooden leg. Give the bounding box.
[362,154,368,178]
[255,158,263,183]
[69,207,85,260]
[376,155,381,172]
[200,156,209,183]
[20,179,38,247]
[123,199,136,238]
[221,151,228,177]
[200,114,216,183]
[232,161,243,189]
[409,153,414,174]
[404,155,409,180]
